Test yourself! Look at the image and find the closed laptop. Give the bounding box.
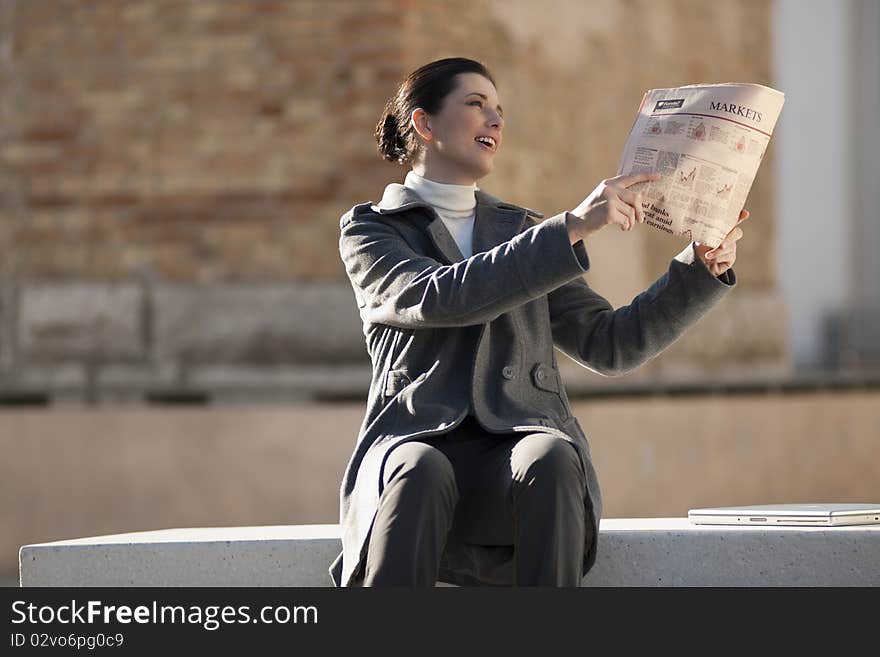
[687,503,880,526]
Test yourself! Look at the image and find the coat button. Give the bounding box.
[535,364,548,381]
[502,366,515,380]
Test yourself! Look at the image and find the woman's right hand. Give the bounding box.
[566,172,662,244]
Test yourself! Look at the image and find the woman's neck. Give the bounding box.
[410,161,478,186]
[404,169,476,213]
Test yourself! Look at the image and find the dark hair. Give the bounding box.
[375,57,497,165]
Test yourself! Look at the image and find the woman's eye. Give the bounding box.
[470,100,482,107]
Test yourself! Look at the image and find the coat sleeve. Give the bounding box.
[549,240,736,376]
[339,207,590,329]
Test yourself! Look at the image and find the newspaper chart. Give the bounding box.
[617,83,785,248]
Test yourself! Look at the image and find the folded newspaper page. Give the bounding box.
[617,83,785,248]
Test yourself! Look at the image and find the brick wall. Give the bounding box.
[1,0,408,282]
[0,0,786,397]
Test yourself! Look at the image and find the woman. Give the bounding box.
[330,57,746,587]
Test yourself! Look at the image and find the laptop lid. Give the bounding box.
[687,503,880,527]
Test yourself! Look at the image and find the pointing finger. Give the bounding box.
[610,171,663,188]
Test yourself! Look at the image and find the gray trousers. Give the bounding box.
[363,414,587,587]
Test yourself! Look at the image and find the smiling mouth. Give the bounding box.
[474,137,498,153]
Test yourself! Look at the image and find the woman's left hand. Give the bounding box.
[694,209,749,277]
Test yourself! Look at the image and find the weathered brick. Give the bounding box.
[153,282,367,366]
[19,282,145,362]
[1,0,784,378]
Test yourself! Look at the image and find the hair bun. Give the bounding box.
[376,109,406,163]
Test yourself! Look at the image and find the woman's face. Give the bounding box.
[411,72,505,184]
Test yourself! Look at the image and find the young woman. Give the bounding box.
[331,57,746,587]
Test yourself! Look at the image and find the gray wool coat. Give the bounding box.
[329,181,736,587]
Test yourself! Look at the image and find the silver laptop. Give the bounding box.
[688,503,880,527]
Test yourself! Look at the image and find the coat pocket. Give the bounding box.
[383,368,413,399]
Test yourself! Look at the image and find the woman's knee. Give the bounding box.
[382,442,458,498]
[512,435,584,487]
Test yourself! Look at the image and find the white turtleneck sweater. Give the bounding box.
[404,169,477,259]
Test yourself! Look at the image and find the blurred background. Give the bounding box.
[1,0,878,585]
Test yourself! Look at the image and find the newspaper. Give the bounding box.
[616,83,785,248]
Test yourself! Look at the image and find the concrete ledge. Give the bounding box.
[19,519,880,587]
[20,525,342,587]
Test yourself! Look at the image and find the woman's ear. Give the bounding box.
[411,108,432,142]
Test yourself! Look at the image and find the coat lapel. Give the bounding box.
[370,180,545,264]
[425,215,466,263]
[471,194,523,256]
